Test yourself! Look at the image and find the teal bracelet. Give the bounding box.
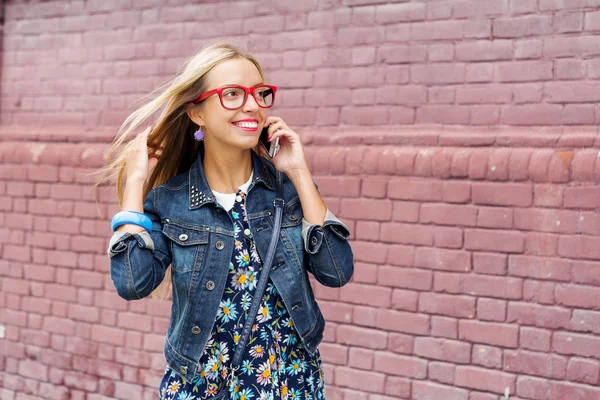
[111,211,153,232]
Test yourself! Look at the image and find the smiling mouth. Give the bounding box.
[232,121,259,131]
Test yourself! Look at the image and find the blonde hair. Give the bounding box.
[94,40,266,300]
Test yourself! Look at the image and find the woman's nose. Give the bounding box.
[243,93,260,112]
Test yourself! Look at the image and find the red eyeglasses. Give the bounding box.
[192,84,278,110]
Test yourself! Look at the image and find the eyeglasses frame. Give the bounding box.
[192,84,278,110]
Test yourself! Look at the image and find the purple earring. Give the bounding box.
[194,127,204,141]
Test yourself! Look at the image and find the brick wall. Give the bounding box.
[3,0,600,127]
[1,1,600,400]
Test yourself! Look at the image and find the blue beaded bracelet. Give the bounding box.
[111,211,153,232]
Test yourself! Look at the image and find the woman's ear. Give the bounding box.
[186,103,205,127]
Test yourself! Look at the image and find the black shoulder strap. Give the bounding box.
[229,170,284,372]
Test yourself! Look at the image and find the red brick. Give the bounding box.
[548,381,600,400]
[504,350,567,379]
[391,201,419,223]
[455,366,515,394]
[508,255,572,281]
[473,252,507,275]
[428,361,455,384]
[388,177,442,201]
[419,292,475,318]
[347,347,372,370]
[373,352,427,378]
[465,229,525,253]
[431,316,458,339]
[412,381,468,400]
[340,198,392,221]
[18,359,48,381]
[477,298,506,322]
[571,309,600,335]
[516,376,548,400]
[525,232,558,256]
[384,376,410,398]
[507,302,571,330]
[376,309,429,335]
[472,182,532,207]
[415,248,471,272]
[459,320,518,348]
[337,325,387,350]
[413,148,436,177]
[433,226,463,249]
[442,181,471,203]
[421,204,477,226]
[353,241,388,264]
[555,283,600,310]
[462,275,522,299]
[533,184,563,207]
[388,332,414,355]
[414,337,470,364]
[386,245,416,267]
[477,206,513,229]
[433,271,462,294]
[560,234,600,260]
[564,186,600,209]
[340,283,391,308]
[390,289,418,311]
[520,327,551,352]
[472,344,502,369]
[514,208,578,234]
[501,104,563,125]
[567,357,600,385]
[381,223,434,246]
[553,331,600,358]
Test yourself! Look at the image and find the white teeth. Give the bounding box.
[234,122,258,129]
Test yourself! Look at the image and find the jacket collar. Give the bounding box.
[188,146,275,210]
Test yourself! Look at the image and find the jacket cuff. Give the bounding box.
[302,209,350,254]
[107,231,155,258]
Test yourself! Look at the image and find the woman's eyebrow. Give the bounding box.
[217,82,264,87]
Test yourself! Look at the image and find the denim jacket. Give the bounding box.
[107,148,354,382]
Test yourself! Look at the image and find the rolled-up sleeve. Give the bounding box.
[301,208,353,288]
[302,209,350,254]
[107,188,171,300]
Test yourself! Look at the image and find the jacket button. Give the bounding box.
[191,326,201,334]
[289,215,298,221]
[179,233,188,241]
[310,236,318,246]
[216,241,224,250]
[180,366,188,374]
[206,281,215,290]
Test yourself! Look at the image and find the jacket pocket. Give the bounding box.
[162,220,210,272]
[280,197,303,251]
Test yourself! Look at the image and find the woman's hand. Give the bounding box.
[125,125,159,185]
[260,116,308,175]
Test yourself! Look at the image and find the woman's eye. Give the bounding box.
[224,91,240,97]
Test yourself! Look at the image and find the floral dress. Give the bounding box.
[158,186,326,400]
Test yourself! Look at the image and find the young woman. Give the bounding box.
[99,41,354,400]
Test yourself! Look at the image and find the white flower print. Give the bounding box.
[236,249,251,268]
[250,246,261,263]
[205,356,220,380]
[245,270,257,290]
[241,292,252,311]
[256,303,272,324]
[250,344,265,359]
[235,239,243,251]
[232,268,249,290]
[256,361,272,386]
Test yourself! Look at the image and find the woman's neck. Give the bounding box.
[202,143,253,194]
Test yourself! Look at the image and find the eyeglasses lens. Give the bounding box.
[221,86,274,109]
